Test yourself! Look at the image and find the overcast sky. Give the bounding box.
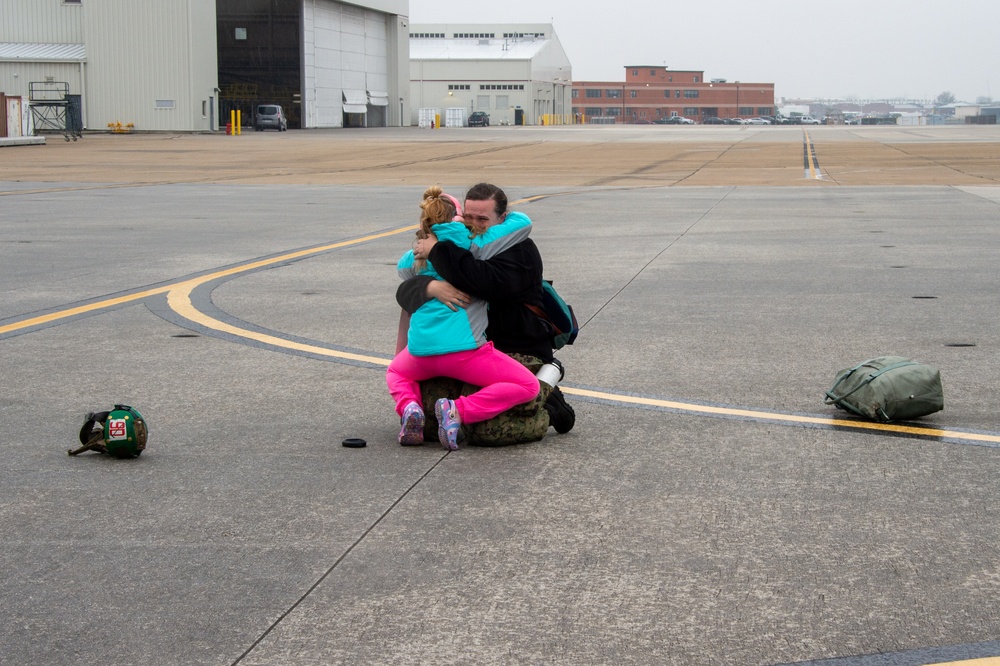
[410,0,998,103]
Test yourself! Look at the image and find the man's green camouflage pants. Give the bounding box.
[419,353,552,446]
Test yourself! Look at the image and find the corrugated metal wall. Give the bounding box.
[0,63,83,104]
[3,0,405,132]
[83,0,218,131]
[0,0,84,44]
[0,1,85,104]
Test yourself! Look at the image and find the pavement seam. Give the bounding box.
[230,453,452,665]
[577,187,732,331]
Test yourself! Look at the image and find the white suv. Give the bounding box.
[799,116,821,125]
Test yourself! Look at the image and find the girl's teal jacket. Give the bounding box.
[397,211,532,356]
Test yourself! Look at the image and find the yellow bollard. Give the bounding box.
[236,110,241,135]
[230,110,235,135]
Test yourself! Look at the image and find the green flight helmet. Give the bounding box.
[102,405,148,458]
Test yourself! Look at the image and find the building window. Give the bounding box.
[632,69,638,76]
[684,90,699,99]
[572,89,578,98]
[684,107,698,116]
[693,76,699,83]
[411,33,445,38]
[607,108,620,116]
[757,107,773,115]
[155,99,175,109]
[629,90,637,98]
[585,89,602,98]
[664,90,671,98]
[479,84,524,90]
[448,84,470,90]
[675,90,681,98]
[650,69,656,76]
[738,106,753,116]
[606,89,622,99]
[454,33,495,39]
[63,0,81,3]
[585,107,602,116]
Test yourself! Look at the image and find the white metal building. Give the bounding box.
[0,0,410,133]
[409,24,572,127]
[1,0,218,133]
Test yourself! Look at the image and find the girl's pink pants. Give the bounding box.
[386,342,539,424]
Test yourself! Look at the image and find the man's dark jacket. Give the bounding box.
[396,237,553,362]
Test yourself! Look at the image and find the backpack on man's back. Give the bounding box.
[526,280,579,350]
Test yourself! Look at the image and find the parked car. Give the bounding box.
[799,115,821,125]
[724,117,745,125]
[745,117,771,125]
[655,115,694,124]
[702,117,725,125]
[468,111,490,127]
[255,104,287,131]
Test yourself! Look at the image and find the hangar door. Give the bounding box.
[217,0,302,129]
[303,1,390,128]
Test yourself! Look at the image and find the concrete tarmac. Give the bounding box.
[2,125,1000,666]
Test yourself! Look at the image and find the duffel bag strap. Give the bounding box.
[824,359,916,407]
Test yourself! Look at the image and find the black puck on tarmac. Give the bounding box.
[341,438,367,448]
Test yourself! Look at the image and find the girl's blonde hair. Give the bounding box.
[413,186,460,271]
[417,186,457,240]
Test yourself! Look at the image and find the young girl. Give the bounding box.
[386,186,540,449]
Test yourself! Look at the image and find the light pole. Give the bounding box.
[736,82,741,119]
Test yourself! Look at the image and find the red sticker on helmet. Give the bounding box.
[107,419,128,440]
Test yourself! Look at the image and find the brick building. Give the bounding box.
[573,66,775,123]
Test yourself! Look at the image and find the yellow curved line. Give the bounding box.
[166,278,391,366]
[6,217,1000,446]
[0,225,416,336]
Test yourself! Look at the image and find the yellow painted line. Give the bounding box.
[931,659,1000,666]
[166,278,391,366]
[803,129,822,180]
[561,386,1000,444]
[8,213,1000,447]
[0,225,417,336]
[0,287,172,335]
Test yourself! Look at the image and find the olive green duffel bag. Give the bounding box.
[824,356,944,422]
